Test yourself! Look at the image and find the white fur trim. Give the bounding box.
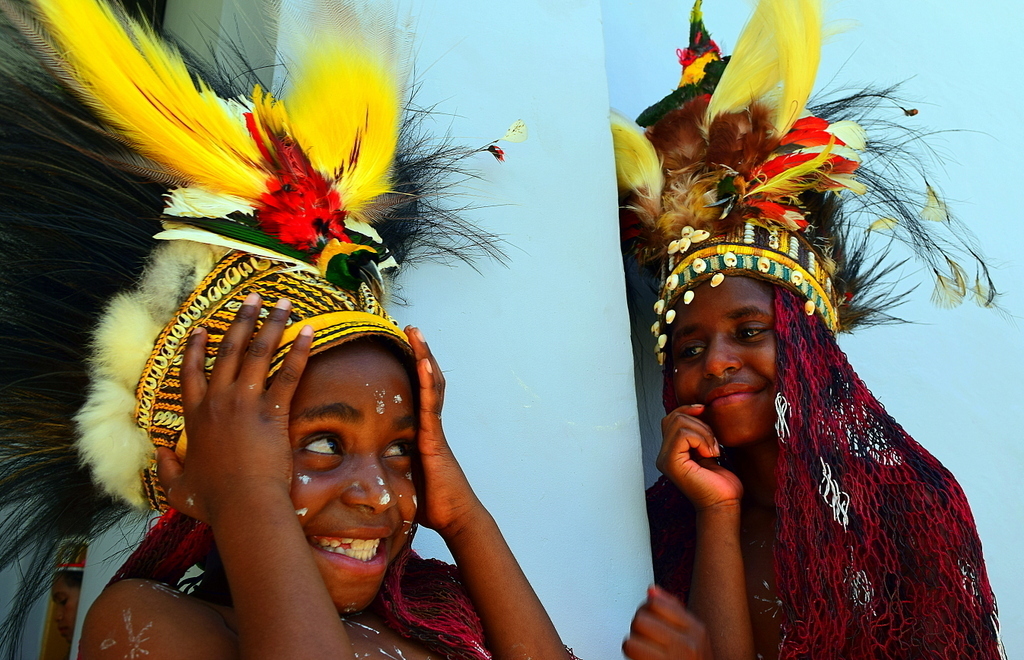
[75,241,224,508]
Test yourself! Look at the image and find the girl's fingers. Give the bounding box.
[154,447,184,505]
[662,412,720,459]
[416,355,443,435]
[238,298,293,388]
[645,586,697,630]
[210,292,262,388]
[266,324,313,411]
[181,326,209,412]
[631,607,678,647]
[622,633,663,660]
[406,327,445,409]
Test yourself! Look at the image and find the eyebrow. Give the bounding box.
[295,402,362,423]
[674,305,772,339]
[726,305,772,321]
[294,405,418,432]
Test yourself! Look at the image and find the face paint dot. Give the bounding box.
[374,389,386,415]
[404,472,412,480]
[298,474,311,484]
[393,394,402,403]
[376,476,385,486]
[295,508,308,516]
[379,491,391,506]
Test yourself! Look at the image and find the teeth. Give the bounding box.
[314,537,381,561]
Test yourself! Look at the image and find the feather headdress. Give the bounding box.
[0,0,508,654]
[613,0,997,359]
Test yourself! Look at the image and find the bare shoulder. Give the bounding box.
[80,578,238,660]
[344,612,436,660]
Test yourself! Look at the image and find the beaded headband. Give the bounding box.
[650,221,838,359]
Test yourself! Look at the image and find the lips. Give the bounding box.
[703,381,763,408]
[311,536,381,562]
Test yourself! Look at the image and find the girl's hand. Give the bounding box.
[156,293,314,523]
[658,405,743,511]
[405,326,483,539]
[623,586,713,660]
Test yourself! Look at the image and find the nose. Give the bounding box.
[703,334,741,379]
[338,456,395,514]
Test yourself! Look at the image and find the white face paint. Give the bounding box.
[411,495,417,508]
[376,476,385,486]
[374,389,386,415]
[379,491,391,506]
[393,394,402,404]
[404,472,412,480]
[295,508,308,516]
[100,639,117,650]
[297,474,311,485]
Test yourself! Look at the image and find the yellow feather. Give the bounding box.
[920,184,949,222]
[610,110,664,199]
[32,0,267,201]
[931,274,965,309]
[283,29,400,220]
[867,217,899,232]
[706,0,824,135]
[747,140,834,200]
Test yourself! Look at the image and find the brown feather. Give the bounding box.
[646,98,710,172]
[705,104,778,175]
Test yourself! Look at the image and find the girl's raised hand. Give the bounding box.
[405,326,483,539]
[156,293,314,523]
[658,405,743,511]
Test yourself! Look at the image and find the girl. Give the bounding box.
[612,0,1003,657]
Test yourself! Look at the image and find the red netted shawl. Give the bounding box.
[647,287,1003,658]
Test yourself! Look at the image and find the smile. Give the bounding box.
[707,391,757,408]
[312,537,381,562]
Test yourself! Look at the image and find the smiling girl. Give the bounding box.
[0,0,568,657]
[78,297,567,660]
[613,0,1003,658]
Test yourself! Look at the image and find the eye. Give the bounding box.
[383,441,414,459]
[676,343,705,360]
[737,325,770,340]
[305,436,340,455]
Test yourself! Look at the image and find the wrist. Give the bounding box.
[207,479,293,525]
[435,498,491,544]
[694,499,742,519]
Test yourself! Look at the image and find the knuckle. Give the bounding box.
[274,364,301,386]
[218,339,239,357]
[247,339,271,359]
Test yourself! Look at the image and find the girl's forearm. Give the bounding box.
[210,484,354,660]
[689,504,755,660]
[442,507,567,660]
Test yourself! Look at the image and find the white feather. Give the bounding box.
[75,241,223,507]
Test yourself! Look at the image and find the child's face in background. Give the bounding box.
[670,276,778,448]
[51,573,81,642]
[287,340,418,613]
